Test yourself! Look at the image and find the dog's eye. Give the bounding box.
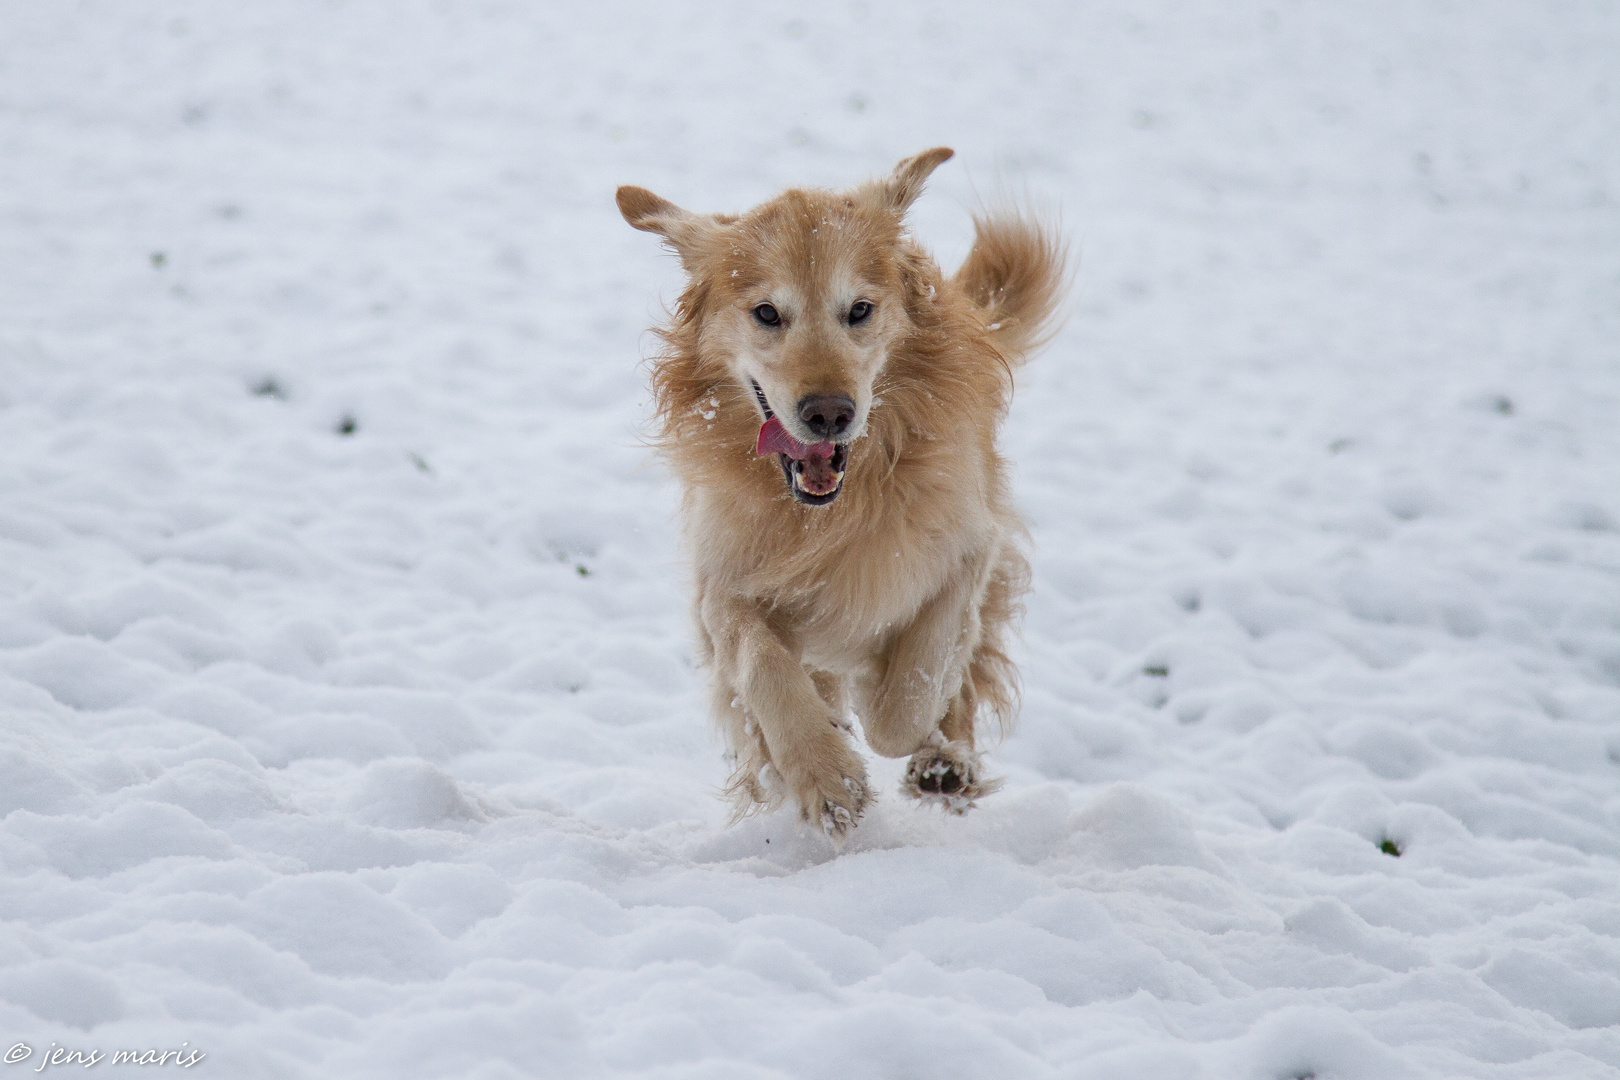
[848,300,873,325]
[753,303,781,327]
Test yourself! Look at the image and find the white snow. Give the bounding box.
[2,1,1618,1077]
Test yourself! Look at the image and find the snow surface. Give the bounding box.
[2,2,1619,1077]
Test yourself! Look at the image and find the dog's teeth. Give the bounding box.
[792,471,843,489]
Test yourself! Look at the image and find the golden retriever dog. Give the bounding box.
[617,148,1063,840]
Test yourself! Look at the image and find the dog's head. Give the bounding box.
[617,148,954,506]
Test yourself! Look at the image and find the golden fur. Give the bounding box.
[617,149,1064,839]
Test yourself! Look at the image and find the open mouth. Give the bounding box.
[751,381,850,505]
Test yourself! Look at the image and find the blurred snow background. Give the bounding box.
[1,1,1617,1076]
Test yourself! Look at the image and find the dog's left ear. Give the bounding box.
[617,186,724,267]
[869,147,955,216]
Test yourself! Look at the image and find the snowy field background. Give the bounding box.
[2,2,1618,1076]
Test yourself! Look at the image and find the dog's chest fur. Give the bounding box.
[687,427,1002,670]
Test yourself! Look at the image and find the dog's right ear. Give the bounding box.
[616,186,721,266]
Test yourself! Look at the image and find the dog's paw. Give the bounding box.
[788,747,870,845]
[816,773,872,843]
[903,739,1002,813]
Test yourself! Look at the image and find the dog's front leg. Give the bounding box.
[700,591,871,840]
[861,546,1004,810]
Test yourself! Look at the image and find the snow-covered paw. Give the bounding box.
[808,770,871,845]
[903,739,1002,813]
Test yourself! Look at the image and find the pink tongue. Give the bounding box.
[755,416,834,461]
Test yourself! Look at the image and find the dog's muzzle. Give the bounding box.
[752,382,850,505]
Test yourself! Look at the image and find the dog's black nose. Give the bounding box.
[797,394,856,438]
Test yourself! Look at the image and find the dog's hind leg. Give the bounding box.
[700,591,871,841]
[695,610,778,818]
[937,677,977,747]
[712,676,775,819]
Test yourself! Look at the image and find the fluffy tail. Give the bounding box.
[953,210,1068,363]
